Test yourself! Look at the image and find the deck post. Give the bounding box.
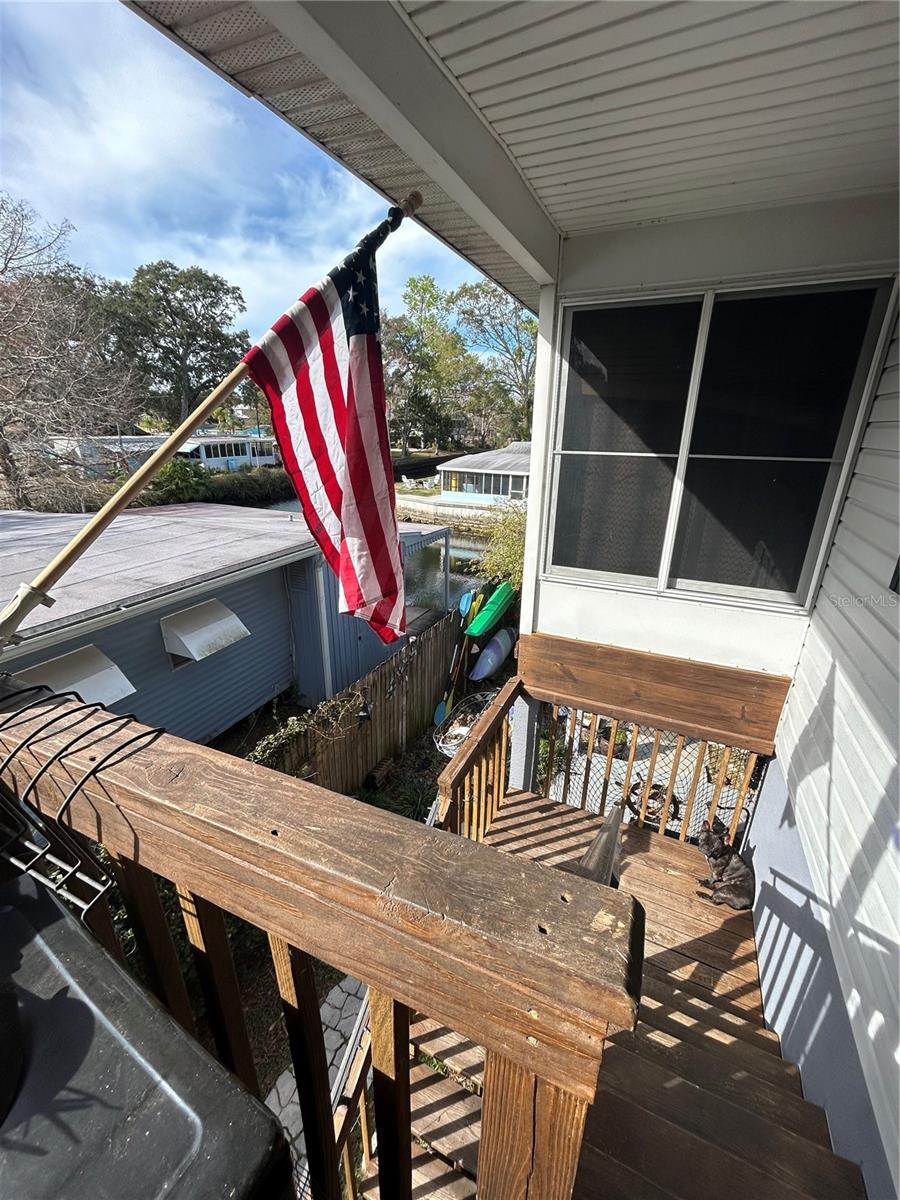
[507,692,540,792]
[478,1050,591,1200]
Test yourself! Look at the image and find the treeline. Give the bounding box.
[1,191,536,512]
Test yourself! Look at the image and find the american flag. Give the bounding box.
[243,224,405,643]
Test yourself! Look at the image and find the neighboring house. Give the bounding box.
[130,4,899,1196]
[439,442,530,506]
[49,433,281,476]
[2,506,448,742]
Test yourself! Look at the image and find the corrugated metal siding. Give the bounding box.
[9,573,295,744]
[776,319,900,1190]
[401,0,898,234]
[131,1,540,310]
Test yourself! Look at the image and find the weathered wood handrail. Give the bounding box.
[0,685,643,1200]
[436,675,522,834]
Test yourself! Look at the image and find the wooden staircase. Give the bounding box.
[362,794,867,1199]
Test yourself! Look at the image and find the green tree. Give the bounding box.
[0,193,141,510]
[452,280,537,440]
[382,275,473,455]
[103,261,249,425]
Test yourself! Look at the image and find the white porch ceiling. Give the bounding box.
[401,0,899,234]
[129,1,898,304]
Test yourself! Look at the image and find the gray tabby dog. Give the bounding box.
[697,819,755,910]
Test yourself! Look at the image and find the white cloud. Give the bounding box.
[0,0,481,336]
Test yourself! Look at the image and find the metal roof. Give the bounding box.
[440,442,532,474]
[128,1,897,297]
[0,506,447,646]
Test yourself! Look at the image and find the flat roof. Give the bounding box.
[439,442,531,474]
[0,506,446,651]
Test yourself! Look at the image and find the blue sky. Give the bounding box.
[0,0,480,338]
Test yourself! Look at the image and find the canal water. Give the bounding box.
[270,499,486,610]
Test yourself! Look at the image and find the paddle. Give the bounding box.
[433,642,461,726]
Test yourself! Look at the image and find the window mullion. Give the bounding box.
[656,290,715,591]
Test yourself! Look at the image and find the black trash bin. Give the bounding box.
[0,874,293,1200]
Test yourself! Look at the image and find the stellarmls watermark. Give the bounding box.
[826,592,899,608]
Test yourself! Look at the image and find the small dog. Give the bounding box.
[697,819,754,910]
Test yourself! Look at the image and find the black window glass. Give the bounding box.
[553,456,675,577]
[670,460,831,592]
[690,288,877,458]
[562,300,702,454]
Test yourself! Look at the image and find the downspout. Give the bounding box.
[315,559,334,699]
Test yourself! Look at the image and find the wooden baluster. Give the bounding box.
[621,723,641,803]
[341,1142,358,1200]
[658,734,685,834]
[544,705,559,798]
[706,746,733,827]
[472,759,481,842]
[638,730,662,827]
[679,740,708,840]
[478,1051,590,1200]
[492,729,503,823]
[463,772,472,841]
[599,717,618,817]
[485,742,495,834]
[111,855,195,1033]
[560,708,578,805]
[268,935,341,1200]
[580,713,597,810]
[479,749,489,841]
[369,989,411,1200]
[499,710,510,807]
[729,752,758,843]
[358,1089,373,1171]
[176,886,259,1095]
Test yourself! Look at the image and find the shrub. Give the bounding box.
[478,501,527,590]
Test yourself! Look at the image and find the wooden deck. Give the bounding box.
[370,792,867,1200]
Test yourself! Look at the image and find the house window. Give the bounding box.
[510,474,526,500]
[549,281,890,605]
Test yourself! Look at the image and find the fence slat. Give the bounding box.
[599,717,618,816]
[638,730,662,826]
[580,714,597,811]
[729,753,759,843]
[706,746,733,828]
[658,734,685,834]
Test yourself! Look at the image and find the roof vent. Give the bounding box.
[14,646,136,706]
[160,599,250,667]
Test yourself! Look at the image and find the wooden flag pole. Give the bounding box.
[0,190,423,652]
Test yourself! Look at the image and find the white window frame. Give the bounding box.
[542,272,898,615]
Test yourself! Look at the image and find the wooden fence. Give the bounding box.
[251,612,457,794]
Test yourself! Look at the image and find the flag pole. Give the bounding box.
[0,190,423,652]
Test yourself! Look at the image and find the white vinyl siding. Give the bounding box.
[776,318,899,1190]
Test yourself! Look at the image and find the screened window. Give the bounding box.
[550,282,889,604]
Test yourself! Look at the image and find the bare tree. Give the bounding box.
[0,194,142,510]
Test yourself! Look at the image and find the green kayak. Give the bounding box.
[465,582,517,638]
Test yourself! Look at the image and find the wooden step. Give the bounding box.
[641,974,784,1054]
[638,992,802,1094]
[644,941,764,1015]
[578,1088,866,1200]
[410,1063,480,1177]
[616,1025,830,1147]
[599,1042,865,1199]
[360,1145,475,1198]
[411,1017,485,1093]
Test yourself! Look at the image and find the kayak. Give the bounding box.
[465,582,517,638]
[470,627,516,682]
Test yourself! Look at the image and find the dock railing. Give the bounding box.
[0,681,643,1200]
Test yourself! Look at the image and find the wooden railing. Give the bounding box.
[0,681,642,1200]
[436,676,521,839]
[438,673,768,846]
